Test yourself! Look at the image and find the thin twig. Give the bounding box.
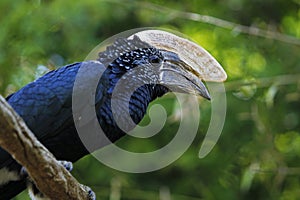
[105,0,300,46]
[143,2,300,45]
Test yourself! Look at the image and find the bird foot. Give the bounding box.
[82,185,96,200]
[20,161,96,200]
[58,160,73,172]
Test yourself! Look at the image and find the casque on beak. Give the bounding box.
[130,29,227,100]
[159,50,211,100]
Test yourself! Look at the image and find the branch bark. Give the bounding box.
[0,95,90,200]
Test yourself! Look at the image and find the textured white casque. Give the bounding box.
[130,30,227,82]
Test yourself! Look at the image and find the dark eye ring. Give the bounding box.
[149,56,161,64]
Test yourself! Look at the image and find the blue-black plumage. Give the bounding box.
[0,33,217,199]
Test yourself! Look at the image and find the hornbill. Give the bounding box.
[0,30,227,199]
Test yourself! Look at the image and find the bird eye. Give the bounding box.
[149,55,161,64]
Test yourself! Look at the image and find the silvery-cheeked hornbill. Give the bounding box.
[0,30,227,199]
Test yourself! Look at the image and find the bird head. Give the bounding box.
[98,30,227,100]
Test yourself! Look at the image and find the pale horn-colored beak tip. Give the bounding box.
[129,29,227,82]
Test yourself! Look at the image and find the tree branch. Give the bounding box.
[0,95,91,200]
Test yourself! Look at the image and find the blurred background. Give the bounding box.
[1,0,300,199]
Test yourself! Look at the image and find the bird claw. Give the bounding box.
[58,160,73,172]
[82,185,96,200]
[88,189,96,200]
[20,166,28,178]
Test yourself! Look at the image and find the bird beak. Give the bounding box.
[130,30,227,82]
[159,50,211,100]
[129,29,227,100]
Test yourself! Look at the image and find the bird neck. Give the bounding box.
[99,84,168,142]
[129,84,168,124]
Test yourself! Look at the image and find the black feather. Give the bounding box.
[0,36,169,199]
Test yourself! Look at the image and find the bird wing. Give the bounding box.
[0,61,108,199]
[1,61,107,166]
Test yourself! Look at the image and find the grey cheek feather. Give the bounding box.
[0,168,21,185]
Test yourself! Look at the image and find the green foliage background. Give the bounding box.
[0,0,300,199]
